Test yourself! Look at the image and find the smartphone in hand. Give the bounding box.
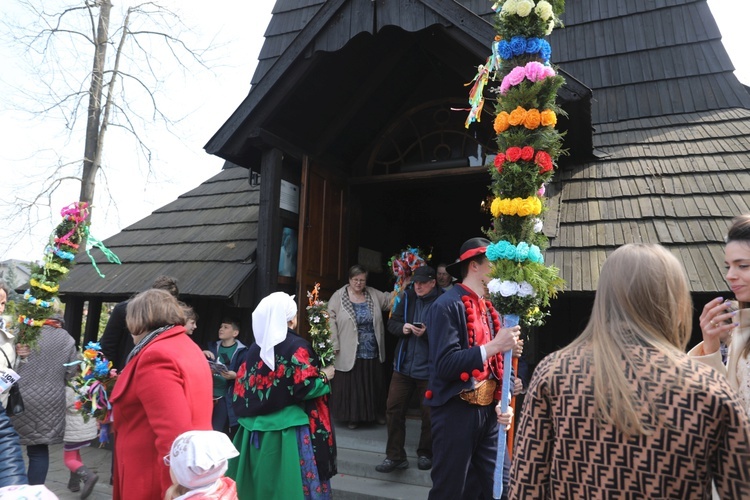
[412,322,424,329]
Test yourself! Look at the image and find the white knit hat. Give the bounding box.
[168,430,239,489]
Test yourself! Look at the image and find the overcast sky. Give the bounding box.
[0,0,747,265]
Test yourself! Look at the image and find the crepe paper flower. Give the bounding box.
[500,62,557,94]
[520,146,535,162]
[540,109,557,127]
[535,150,554,173]
[494,112,510,133]
[518,282,536,297]
[535,1,554,21]
[490,196,543,217]
[487,241,544,264]
[538,184,547,197]
[524,109,541,129]
[494,153,507,172]
[533,218,544,233]
[506,146,523,162]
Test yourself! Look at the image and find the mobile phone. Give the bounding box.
[412,322,424,328]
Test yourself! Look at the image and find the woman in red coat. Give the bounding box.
[110,289,213,500]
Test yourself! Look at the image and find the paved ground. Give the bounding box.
[29,442,113,499]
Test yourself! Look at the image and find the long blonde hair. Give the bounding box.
[566,243,693,435]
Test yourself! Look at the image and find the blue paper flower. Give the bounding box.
[528,245,544,264]
[515,242,530,262]
[509,36,527,57]
[539,40,552,62]
[498,40,513,60]
[525,37,542,55]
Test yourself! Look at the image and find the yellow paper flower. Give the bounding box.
[491,196,543,217]
[523,108,541,129]
[83,349,98,360]
[540,109,557,127]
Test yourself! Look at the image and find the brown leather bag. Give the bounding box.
[459,379,497,406]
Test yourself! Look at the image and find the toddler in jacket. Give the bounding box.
[164,430,239,500]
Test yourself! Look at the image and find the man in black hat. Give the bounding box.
[424,238,520,499]
[376,265,442,474]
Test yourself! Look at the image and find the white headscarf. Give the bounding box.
[252,291,297,370]
[169,430,239,489]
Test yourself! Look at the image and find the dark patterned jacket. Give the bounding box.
[510,344,750,499]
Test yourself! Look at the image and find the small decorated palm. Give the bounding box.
[306,283,334,367]
[67,341,118,443]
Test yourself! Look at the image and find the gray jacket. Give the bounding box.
[11,324,77,446]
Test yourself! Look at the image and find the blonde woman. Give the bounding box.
[510,244,750,498]
[690,215,750,414]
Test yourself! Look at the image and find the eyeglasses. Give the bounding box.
[163,454,171,466]
[350,279,366,284]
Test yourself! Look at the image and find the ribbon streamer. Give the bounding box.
[84,226,122,278]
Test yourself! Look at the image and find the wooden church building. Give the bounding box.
[61,0,750,357]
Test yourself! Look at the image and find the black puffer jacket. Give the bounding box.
[0,404,27,487]
[387,286,442,380]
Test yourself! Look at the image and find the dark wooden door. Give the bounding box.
[297,159,348,336]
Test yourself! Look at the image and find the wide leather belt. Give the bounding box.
[458,379,497,406]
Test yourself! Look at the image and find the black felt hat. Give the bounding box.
[445,237,491,279]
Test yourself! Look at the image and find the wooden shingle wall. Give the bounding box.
[547,108,750,291]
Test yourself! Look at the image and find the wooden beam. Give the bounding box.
[256,148,284,301]
[349,165,488,186]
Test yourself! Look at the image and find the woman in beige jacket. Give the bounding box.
[328,265,391,429]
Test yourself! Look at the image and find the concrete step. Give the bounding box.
[336,447,432,488]
[330,418,433,499]
[331,474,431,500]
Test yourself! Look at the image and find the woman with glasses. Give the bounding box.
[329,265,392,429]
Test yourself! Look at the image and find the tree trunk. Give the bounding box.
[80,0,112,206]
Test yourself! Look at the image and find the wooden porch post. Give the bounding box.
[256,148,283,301]
[63,297,85,346]
[83,298,103,345]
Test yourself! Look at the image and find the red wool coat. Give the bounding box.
[110,326,212,500]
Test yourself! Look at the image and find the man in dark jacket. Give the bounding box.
[0,404,27,487]
[100,275,179,372]
[376,265,442,473]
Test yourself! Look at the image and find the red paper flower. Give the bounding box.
[506,146,522,162]
[520,146,535,162]
[460,372,470,382]
[535,151,553,173]
[494,153,506,173]
[425,390,433,399]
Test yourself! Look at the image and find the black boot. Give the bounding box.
[67,470,81,492]
[75,465,99,500]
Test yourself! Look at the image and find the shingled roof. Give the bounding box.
[543,0,750,291]
[60,166,259,300]
[204,0,747,296]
